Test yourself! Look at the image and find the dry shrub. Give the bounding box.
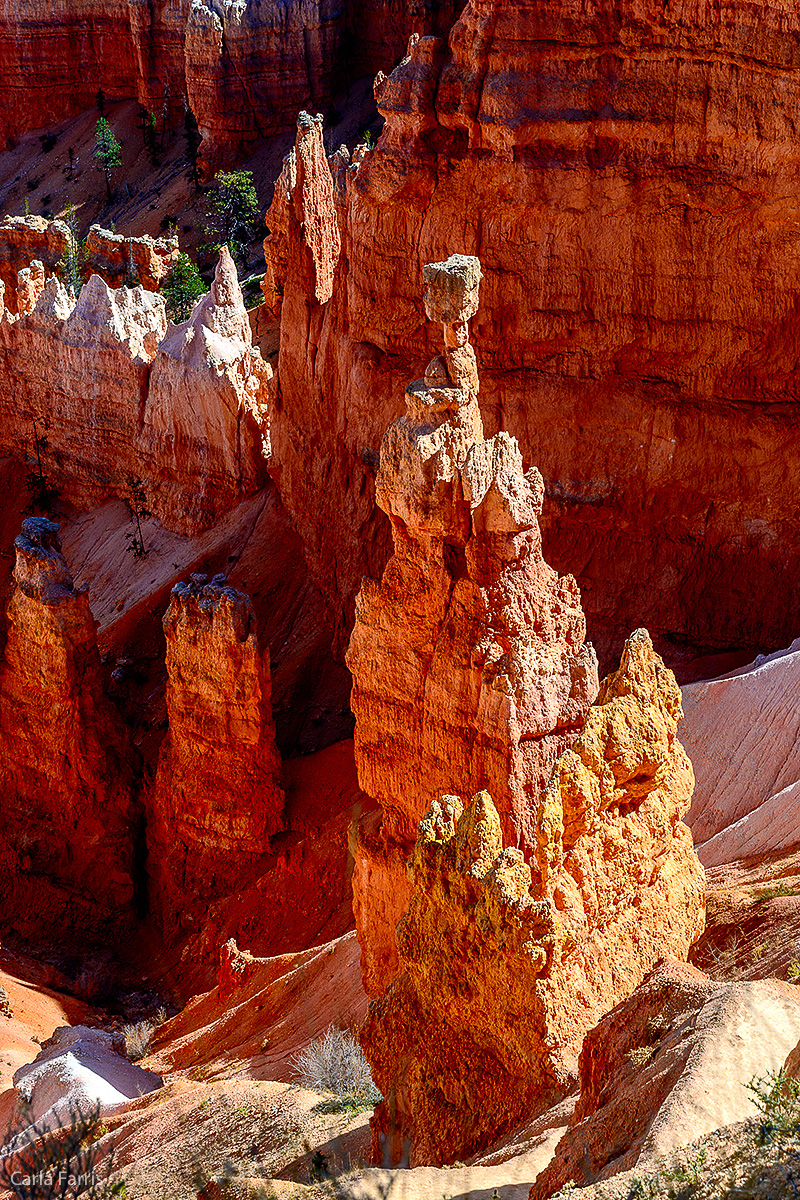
[291,1026,379,1102]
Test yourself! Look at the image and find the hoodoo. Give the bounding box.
[148,573,285,938]
[0,518,137,944]
[361,630,705,1166]
[346,253,599,995]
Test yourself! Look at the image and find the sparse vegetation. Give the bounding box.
[161,252,206,323]
[753,881,800,903]
[202,169,259,269]
[123,1007,167,1062]
[0,1097,126,1200]
[94,118,122,203]
[291,1026,380,1113]
[21,416,59,513]
[125,475,151,558]
[58,203,87,297]
[745,1067,800,1137]
[700,930,742,982]
[183,106,202,191]
[139,106,159,169]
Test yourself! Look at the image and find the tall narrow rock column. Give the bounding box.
[0,518,137,944]
[148,574,285,937]
[346,255,599,995]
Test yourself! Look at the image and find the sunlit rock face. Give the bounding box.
[346,253,598,996]
[0,250,272,535]
[147,572,285,939]
[361,630,705,1167]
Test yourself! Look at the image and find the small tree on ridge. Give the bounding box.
[94,117,122,203]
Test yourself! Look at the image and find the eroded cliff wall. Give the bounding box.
[0,249,271,535]
[0,0,464,175]
[270,0,800,670]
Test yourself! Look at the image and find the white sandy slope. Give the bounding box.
[11,1025,161,1126]
[681,639,800,866]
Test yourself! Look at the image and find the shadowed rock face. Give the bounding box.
[268,0,800,675]
[0,250,271,535]
[361,630,705,1168]
[0,518,137,944]
[147,572,284,938]
[347,253,598,996]
[0,0,465,175]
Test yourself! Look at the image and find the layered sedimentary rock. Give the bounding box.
[142,246,271,531]
[0,217,176,312]
[83,226,179,292]
[346,254,598,994]
[148,573,284,936]
[0,518,137,943]
[0,217,69,312]
[270,0,800,671]
[361,629,705,1166]
[0,250,271,534]
[0,0,463,174]
[0,0,186,148]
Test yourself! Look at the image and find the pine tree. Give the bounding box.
[59,202,86,296]
[161,252,206,323]
[202,169,259,269]
[94,117,122,203]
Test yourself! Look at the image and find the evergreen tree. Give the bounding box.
[58,201,86,296]
[93,118,122,203]
[161,252,206,323]
[202,169,259,269]
[125,247,141,289]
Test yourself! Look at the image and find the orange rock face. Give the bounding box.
[0,0,187,148]
[0,218,178,314]
[346,253,597,994]
[147,573,284,939]
[83,226,179,292]
[0,250,271,535]
[270,0,800,671]
[361,630,705,1167]
[0,0,463,174]
[0,518,137,944]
